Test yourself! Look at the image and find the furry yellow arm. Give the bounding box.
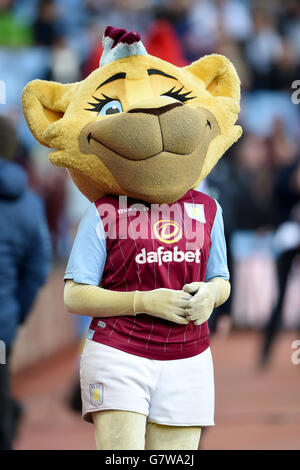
[64,279,229,324]
[64,280,191,324]
[64,280,137,317]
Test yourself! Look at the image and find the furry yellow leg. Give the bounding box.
[145,422,201,450]
[93,410,147,450]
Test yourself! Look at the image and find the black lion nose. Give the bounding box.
[128,101,183,117]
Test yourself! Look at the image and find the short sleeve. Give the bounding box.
[205,200,229,281]
[64,203,107,285]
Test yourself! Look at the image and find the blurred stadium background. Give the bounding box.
[0,0,299,450]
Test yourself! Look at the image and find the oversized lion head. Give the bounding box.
[22,26,242,204]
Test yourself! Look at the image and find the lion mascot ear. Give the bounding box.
[22,80,78,147]
[185,54,242,183]
[186,54,240,101]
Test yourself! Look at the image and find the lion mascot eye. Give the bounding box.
[99,100,123,116]
[85,95,123,116]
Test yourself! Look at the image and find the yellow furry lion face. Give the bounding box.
[22,53,242,203]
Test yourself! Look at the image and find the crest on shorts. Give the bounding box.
[184,203,206,223]
[90,383,104,407]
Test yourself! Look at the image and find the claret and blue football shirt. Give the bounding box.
[65,190,229,360]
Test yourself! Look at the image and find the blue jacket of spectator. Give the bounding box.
[0,159,51,347]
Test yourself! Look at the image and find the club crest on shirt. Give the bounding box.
[184,203,206,223]
[90,383,103,407]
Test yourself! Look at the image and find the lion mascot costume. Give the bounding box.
[22,26,242,450]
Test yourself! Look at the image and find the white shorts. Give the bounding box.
[80,339,215,427]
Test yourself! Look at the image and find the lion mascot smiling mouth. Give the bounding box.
[22,26,242,450]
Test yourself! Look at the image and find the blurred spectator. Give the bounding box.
[185,0,252,61]
[269,35,300,90]
[50,34,81,83]
[214,33,252,90]
[241,90,299,139]
[230,133,274,232]
[0,117,51,450]
[259,121,300,367]
[269,118,299,226]
[260,228,300,367]
[145,18,188,66]
[33,0,60,46]
[245,7,283,90]
[104,0,153,35]
[225,134,277,328]
[0,0,32,47]
[82,28,103,78]
[29,145,69,258]
[279,0,300,62]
